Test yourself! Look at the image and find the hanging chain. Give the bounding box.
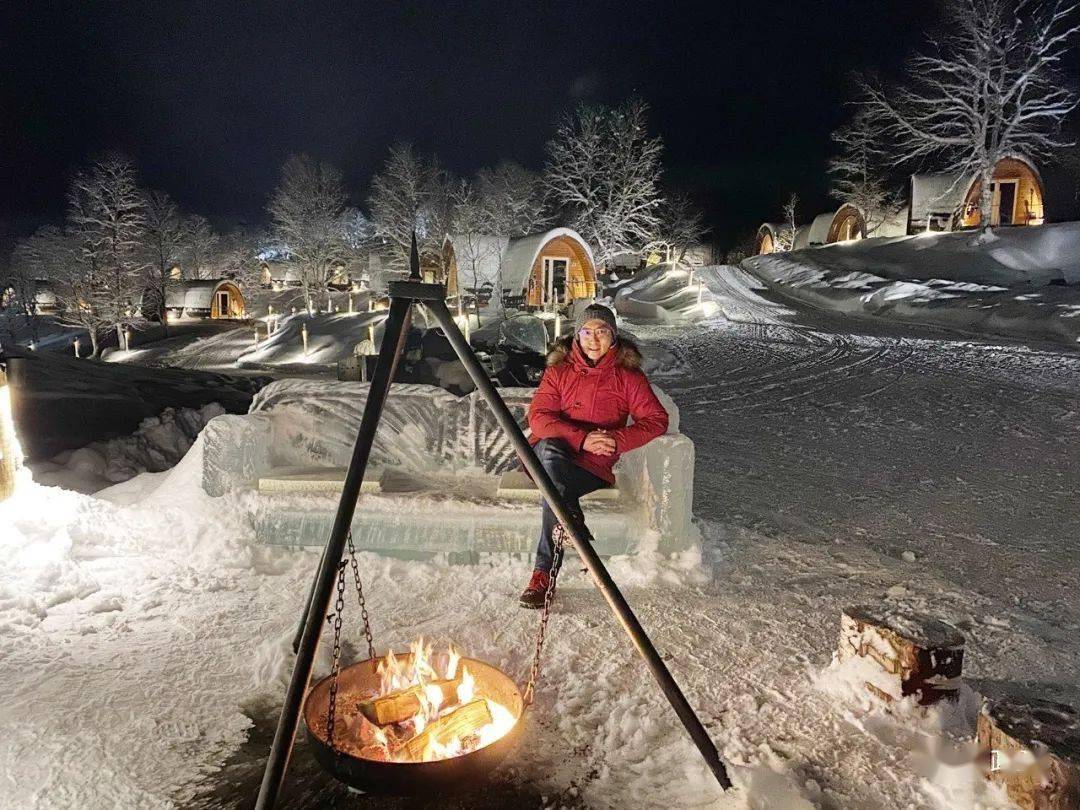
[346,531,376,661]
[325,560,348,752]
[523,522,567,706]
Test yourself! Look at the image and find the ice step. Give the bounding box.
[258,466,383,494]
[496,469,620,501]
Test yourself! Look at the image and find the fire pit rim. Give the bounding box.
[302,651,525,793]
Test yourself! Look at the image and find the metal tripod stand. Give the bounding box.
[255,238,732,807]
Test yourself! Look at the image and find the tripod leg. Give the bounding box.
[256,297,413,809]
[290,312,414,654]
[427,299,732,791]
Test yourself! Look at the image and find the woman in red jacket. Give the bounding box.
[520,303,669,608]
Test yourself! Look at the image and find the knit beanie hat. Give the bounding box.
[574,303,618,336]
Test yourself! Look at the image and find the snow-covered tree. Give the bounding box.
[544,99,665,265]
[779,193,800,251]
[650,193,708,264]
[36,224,113,357]
[474,161,550,236]
[141,190,186,325]
[181,214,220,280]
[268,153,349,311]
[448,180,507,320]
[210,227,262,289]
[861,0,1080,231]
[368,144,452,272]
[6,232,54,344]
[66,154,148,347]
[829,108,903,237]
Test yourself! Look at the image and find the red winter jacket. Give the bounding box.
[527,336,669,485]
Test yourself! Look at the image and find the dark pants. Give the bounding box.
[533,438,607,574]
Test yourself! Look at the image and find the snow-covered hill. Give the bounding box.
[745,222,1080,348]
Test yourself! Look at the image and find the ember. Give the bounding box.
[305,639,520,767]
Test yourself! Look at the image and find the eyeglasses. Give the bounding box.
[578,327,613,339]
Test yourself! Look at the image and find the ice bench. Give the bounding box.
[201,378,696,560]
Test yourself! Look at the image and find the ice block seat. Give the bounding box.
[201,379,696,560]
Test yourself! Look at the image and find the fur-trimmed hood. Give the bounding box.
[545,335,643,370]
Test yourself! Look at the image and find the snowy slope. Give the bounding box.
[751,221,1080,287]
[611,263,794,327]
[746,226,1080,348]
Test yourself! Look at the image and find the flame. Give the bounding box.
[445,644,461,680]
[362,640,518,764]
[457,666,475,705]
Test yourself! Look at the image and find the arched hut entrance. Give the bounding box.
[959,156,1045,228]
[755,223,783,255]
[826,205,866,244]
[166,280,246,319]
[505,228,596,310]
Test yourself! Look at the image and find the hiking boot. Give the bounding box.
[519,569,553,609]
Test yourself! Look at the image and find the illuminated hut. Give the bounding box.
[909,156,1045,233]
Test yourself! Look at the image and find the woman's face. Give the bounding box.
[578,318,615,360]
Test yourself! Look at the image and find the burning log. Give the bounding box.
[359,678,462,726]
[838,605,964,705]
[400,699,493,762]
[978,698,1080,810]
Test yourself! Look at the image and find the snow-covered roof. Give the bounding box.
[807,212,836,246]
[444,227,595,293]
[443,234,510,288]
[792,224,811,250]
[870,205,910,238]
[501,227,595,292]
[910,173,969,227]
[165,279,241,311]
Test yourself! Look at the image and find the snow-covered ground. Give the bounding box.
[2,276,1079,807]
[27,403,224,493]
[745,222,1080,349]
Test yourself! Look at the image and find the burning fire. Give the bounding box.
[343,638,517,763]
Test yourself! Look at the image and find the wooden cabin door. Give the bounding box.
[991,180,1018,226]
[215,290,230,318]
[542,257,568,309]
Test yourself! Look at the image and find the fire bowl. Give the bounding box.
[303,654,524,794]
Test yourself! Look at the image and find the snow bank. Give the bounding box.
[746,226,1080,348]
[611,263,795,329]
[236,309,429,369]
[27,402,225,494]
[751,222,1080,288]
[611,263,725,323]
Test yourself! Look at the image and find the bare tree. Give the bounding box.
[181,214,220,280]
[474,161,550,236]
[829,108,903,237]
[862,0,1080,232]
[368,144,452,272]
[651,193,708,264]
[141,190,186,326]
[544,99,665,265]
[67,154,147,347]
[779,193,800,251]
[268,153,348,311]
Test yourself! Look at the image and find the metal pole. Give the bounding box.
[290,311,407,655]
[426,299,732,791]
[256,296,413,809]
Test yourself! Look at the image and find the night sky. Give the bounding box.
[3,1,941,248]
